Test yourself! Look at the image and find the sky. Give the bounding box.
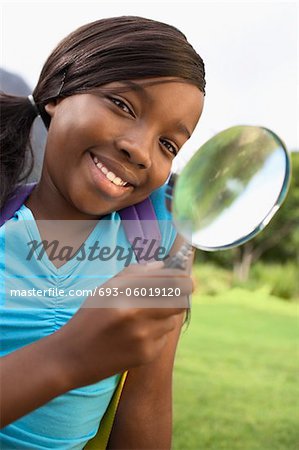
[1,1,298,169]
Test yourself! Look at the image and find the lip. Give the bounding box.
[87,152,135,198]
[89,151,140,187]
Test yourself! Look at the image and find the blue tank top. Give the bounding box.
[0,185,177,449]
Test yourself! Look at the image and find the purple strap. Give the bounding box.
[0,183,37,227]
[1,183,161,263]
[118,199,162,263]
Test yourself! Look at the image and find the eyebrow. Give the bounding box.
[175,123,191,140]
[119,81,192,139]
[118,81,149,100]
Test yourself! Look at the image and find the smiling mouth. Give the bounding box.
[90,153,133,188]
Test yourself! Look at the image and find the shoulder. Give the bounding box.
[149,183,172,221]
[149,183,177,252]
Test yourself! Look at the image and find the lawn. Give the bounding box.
[173,288,299,450]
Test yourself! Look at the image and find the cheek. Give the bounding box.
[149,159,172,189]
[51,106,113,151]
[76,114,113,144]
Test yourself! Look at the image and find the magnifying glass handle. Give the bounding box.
[163,242,193,270]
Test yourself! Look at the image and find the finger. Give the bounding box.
[119,260,165,275]
[120,261,189,277]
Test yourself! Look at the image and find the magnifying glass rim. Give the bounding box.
[172,125,292,252]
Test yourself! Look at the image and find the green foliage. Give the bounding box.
[173,291,299,450]
[250,263,299,300]
[192,263,232,296]
[252,150,299,263]
[193,262,299,301]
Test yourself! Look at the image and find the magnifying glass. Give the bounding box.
[164,125,291,268]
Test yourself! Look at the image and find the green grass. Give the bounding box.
[173,289,299,450]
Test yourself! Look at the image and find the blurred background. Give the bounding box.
[1,1,298,449]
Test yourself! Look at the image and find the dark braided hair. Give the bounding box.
[0,16,206,207]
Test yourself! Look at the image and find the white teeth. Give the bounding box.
[113,177,123,186]
[106,171,116,181]
[92,155,129,187]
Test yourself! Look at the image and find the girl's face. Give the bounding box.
[43,77,204,219]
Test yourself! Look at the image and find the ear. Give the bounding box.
[44,98,63,117]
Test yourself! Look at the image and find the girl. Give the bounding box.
[0,16,205,449]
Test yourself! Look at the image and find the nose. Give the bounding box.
[116,134,152,170]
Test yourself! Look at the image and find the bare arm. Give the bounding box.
[0,235,192,431]
[107,235,193,449]
[107,311,185,450]
[0,272,190,428]
[0,329,72,428]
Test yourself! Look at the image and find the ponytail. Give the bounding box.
[0,93,37,208]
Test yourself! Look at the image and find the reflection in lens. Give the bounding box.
[172,126,290,250]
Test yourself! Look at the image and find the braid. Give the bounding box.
[0,93,38,208]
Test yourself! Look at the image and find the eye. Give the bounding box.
[108,96,135,117]
[160,139,178,156]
